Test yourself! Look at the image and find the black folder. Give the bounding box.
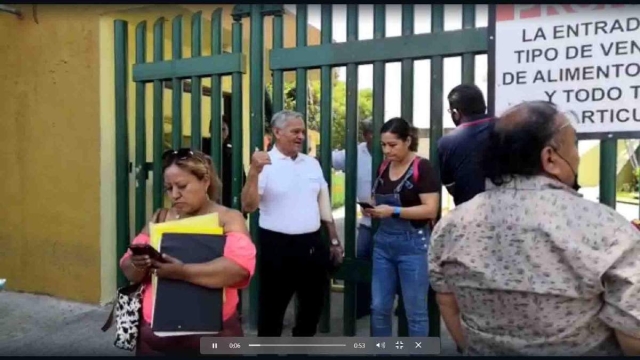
[152,232,226,336]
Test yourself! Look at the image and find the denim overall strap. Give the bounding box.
[374,165,418,234]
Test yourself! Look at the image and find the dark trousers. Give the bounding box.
[136,313,243,356]
[257,227,330,337]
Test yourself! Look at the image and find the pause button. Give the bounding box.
[212,343,218,349]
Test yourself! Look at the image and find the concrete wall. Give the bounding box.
[0,5,105,303]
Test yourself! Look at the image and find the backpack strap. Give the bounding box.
[411,156,421,184]
[378,159,391,176]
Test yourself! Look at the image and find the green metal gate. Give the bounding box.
[114,8,246,288]
[114,4,490,337]
[254,4,489,337]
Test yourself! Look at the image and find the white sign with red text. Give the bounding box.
[494,4,640,135]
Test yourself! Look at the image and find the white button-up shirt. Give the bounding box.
[258,146,329,235]
[332,142,373,227]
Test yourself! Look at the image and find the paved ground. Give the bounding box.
[0,290,457,356]
[2,187,635,356]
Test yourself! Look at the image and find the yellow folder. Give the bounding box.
[149,213,223,250]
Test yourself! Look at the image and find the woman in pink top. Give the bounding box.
[119,149,256,355]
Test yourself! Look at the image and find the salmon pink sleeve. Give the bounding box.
[119,233,151,267]
[223,232,256,289]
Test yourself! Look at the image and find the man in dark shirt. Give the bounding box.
[437,84,495,206]
[202,116,247,211]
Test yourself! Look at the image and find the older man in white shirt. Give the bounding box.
[331,119,373,319]
[241,110,344,337]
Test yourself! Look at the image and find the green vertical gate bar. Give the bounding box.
[152,18,165,211]
[171,15,183,149]
[230,16,245,320]
[600,139,617,208]
[292,4,309,322]
[372,4,385,176]
[248,4,265,332]
[272,14,284,114]
[343,3,359,337]
[400,4,414,124]
[135,21,147,234]
[231,19,243,212]
[114,19,130,288]
[371,4,385,336]
[371,5,385,268]
[397,4,415,338]
[318,3,333,335]
[296,5,308,154]
[191,12,203,151]
[428,4,444,339]
[461,5,476,84]
[210,9,223,176]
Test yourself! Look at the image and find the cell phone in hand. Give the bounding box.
[129,244,164,262]
[357,202,374,209]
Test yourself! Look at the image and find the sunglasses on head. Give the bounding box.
[162,148,204,168]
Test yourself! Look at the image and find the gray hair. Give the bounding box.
[360,118,373,135]
[271,110,304,130]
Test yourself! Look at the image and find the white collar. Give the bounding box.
[270,145,305,163]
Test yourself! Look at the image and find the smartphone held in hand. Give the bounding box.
[129,244,164,262]
[357,201,374,209]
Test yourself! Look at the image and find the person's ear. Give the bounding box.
[540,146,561,177]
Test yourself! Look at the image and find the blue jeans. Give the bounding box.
[370,226,429,337]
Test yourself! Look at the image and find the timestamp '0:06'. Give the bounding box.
[229,343,241,349]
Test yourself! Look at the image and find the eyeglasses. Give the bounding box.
[162,148,205,169]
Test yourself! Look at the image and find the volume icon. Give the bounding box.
[376,342,385,349]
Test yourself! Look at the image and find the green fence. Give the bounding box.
[113,10,246,289]
[114,4,490,337]
[262,3,488,337]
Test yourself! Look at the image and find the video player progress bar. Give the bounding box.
[200,337,440,355]
[248,344,347,347]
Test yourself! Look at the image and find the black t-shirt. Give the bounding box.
[374,157,440,228]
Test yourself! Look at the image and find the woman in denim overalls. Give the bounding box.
[363,117,440,337]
